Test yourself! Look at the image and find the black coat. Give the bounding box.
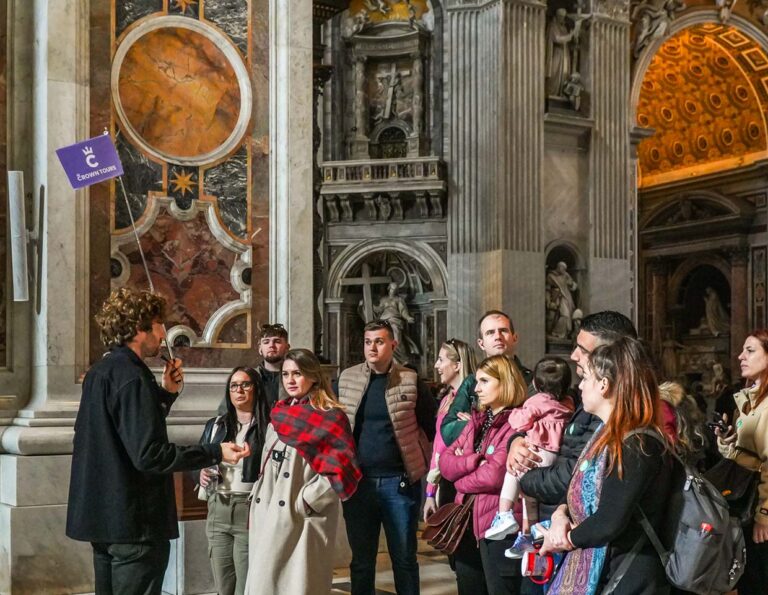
[519,405,602,505]
[66,346,221,543]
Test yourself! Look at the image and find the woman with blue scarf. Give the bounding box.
[539,337,673,594]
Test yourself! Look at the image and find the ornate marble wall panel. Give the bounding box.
[89,0,267,368]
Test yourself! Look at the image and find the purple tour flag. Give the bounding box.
[55,133,124,189]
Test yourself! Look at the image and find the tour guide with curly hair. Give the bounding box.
[66,287,251,595]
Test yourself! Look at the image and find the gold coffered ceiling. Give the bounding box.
[348,0,430,23]
[637,24,768,188]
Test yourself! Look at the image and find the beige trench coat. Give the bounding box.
[244,424,341,595]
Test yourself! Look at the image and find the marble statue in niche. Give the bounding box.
[546,261,579,339]
[703,286,730,336]
[373,281,419,364]
[545,8,586,98]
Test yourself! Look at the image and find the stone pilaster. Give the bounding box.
[730,248,749,368]
[649,259,667,355]
[587,0,633,316]
[270,0,315,349]
[445,0,546,363]
[349,55,369,159]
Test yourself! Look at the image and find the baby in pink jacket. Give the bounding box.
[485,357,574,543]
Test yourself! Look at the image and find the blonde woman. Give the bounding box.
[424,339,478,521]
[245,349,361,595]
[440,355,528,595]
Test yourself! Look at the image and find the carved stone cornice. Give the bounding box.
[313,0,349,22]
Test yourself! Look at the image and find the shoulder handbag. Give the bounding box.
[422,494,476,555]
[703,451,760,525]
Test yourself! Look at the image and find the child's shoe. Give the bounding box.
[485,511,519,540]
[504,532,536,559]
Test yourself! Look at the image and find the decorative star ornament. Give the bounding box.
[171,171,196,196]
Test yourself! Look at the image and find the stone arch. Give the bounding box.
[630,12,768,119]
[327,239,448,299]
[544,239,586,271]
[667,253,731,311]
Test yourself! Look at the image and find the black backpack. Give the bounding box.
[602,429,745,595]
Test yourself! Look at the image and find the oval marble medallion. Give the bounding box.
[112,17,251,166]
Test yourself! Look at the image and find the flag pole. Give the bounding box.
[116,175,175,362]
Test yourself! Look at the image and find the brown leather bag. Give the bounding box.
[422,495,475,555]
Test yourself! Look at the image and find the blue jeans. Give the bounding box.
[342,475,420,595]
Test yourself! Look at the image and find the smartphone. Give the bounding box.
[706,414,728,434]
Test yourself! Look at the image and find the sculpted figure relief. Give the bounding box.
[631,0,685,58]
[364,0,391,14]
[373,282,419,363]
[703,286,730,337]
[546,262,578,339]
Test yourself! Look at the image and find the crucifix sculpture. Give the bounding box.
[377,63,411,121]
[340,263,391,322]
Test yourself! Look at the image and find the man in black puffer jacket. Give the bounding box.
[510,311,638,508]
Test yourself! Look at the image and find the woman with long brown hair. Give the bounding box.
[715,329,768,594]
[540,337,673,594]
[199,366,271,595]
[245,349,361,595]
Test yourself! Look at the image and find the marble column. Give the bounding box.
[649,260,667,356]
[445,0,546,364]
[270,0,315,349]
[730,249,749,367]
[587,0,632,316]
[0,2,95,593]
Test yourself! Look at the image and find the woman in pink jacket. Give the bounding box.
[440,354,528,595]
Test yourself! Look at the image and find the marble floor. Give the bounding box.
[331,538,458,595]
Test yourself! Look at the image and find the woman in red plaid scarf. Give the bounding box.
[244,349,361,595]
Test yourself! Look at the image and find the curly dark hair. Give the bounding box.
[95,288,166,347]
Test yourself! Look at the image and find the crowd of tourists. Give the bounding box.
[66,288,768,595]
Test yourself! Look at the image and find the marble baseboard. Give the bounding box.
[0,454,72,506]
[0,502,93,595]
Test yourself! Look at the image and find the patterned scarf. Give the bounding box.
[270,399,362,501]
[474,409,495,454]
[548,424,608,595]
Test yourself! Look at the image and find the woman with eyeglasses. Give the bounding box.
[199,367,270,595]
[424,338,477,521]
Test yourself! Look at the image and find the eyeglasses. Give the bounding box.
[229,381,254,392]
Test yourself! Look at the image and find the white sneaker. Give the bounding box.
[485,511,519,540]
